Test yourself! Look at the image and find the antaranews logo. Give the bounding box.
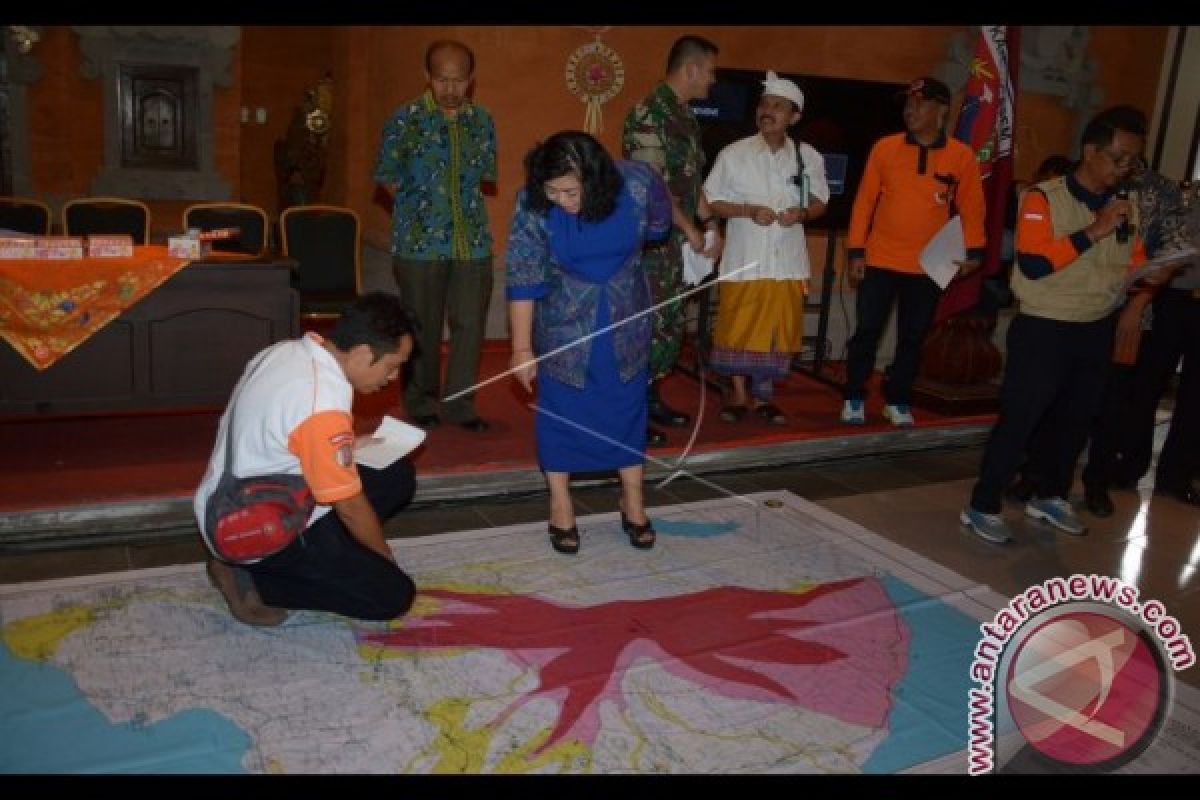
[967,574,1195,775]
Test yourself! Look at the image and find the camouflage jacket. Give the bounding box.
[621,82,706,222]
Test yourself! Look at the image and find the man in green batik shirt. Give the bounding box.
[622,34,724,447]
[374,39,496,434]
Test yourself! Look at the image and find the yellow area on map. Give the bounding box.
[355,582,508,662]
[425,697,591,773]
[2,606,96,661]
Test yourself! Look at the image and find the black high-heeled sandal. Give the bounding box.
[548,523,580,555]
[620,512,656,550]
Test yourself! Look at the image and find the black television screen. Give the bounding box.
[691,69,908,230]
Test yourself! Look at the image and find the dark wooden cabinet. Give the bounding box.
[0,258,299,416]
[118,63,199,170]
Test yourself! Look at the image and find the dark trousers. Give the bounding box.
[1080,362,1137,491]
[844,266,942,405]
[1116,289,1200,489]
[394,257,494,422]
[642,236,687,382]
[248,459,418,621]
[970,313,1117,514]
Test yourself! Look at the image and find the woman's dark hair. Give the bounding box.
[522,130,624,222]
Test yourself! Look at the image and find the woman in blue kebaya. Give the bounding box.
[506,131,672,555]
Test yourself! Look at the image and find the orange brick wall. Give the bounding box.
[22,25,1169,246]
[323,25,1167,259]
[239,26,337,218]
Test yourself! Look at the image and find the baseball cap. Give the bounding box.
[899,76,952,105]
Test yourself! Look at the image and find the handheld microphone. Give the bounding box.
[1115,188,1130,244]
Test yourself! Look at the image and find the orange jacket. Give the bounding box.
[847,131,987,275]
[1014,186,1145,279]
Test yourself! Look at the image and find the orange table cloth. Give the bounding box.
[0,246,195,371]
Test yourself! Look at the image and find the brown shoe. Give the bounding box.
[206,558,289,627]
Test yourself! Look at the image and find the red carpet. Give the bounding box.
[1,344,994,512]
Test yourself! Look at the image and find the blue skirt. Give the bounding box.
[536,294,648,473]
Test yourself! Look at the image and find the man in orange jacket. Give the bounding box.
[842,77,987,427]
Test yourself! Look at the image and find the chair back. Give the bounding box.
[63,197,151,245]
[279,205,362,316]
[183,203,270,257]
[0,196,52,235]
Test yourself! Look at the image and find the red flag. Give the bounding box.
[935,25,1020,323]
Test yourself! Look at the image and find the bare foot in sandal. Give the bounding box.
[751,402,788,426]
[719,404,748,423]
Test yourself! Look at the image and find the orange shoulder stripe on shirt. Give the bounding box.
[287,409,362,505]
[1015,190,1082,272]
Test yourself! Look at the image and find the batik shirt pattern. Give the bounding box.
[374,91,497,261]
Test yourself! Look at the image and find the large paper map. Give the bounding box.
[2,491,1196,773]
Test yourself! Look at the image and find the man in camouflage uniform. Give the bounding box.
[622,35,724,446]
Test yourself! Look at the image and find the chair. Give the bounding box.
[0,196,52,235]
[182,202,270,257]
[63,197,151,245]
[279,204,362,319]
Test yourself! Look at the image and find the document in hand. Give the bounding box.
[682,230,717,286]
[918,215,966,290]
[1121,247,1199,292]
[353,415,427,469]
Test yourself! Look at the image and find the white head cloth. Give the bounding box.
[761,70,804,113]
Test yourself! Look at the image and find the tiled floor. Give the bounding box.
[2,444,1197,689]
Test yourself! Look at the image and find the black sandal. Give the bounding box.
[620,512,656,550]
[548,523,580,555]
[753,402,788,426]
[719,404,748,423]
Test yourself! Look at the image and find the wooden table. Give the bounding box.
[0,257,299,416]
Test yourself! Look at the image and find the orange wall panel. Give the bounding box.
[26,26,241,227]
[340,25,970,258]
[239,26,337,218]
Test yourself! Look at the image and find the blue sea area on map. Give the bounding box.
[652,518,739,538]
[0,642,250,773]
[863,575,982,773]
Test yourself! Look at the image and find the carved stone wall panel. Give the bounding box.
[2,26,44,196]
[72,26,238,200]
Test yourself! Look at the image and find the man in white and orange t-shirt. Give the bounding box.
[194,292,417,626]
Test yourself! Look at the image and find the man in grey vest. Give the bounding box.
[960,106,1180,544]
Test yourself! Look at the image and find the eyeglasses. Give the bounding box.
[1101,148,1144,170]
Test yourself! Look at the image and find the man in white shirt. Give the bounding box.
[195,292,418,626]
[703,71,829,425]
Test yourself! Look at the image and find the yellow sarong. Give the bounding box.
[713,279,807,353]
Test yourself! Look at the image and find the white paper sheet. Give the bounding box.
[1121,246,1199,292]
[682,230,717,286]
[918,215,966,290]
[353,415,427,469]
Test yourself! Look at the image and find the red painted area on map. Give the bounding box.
[359,578,909,753]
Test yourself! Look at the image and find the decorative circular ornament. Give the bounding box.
[305,108,330,136]
[565,40,625,134]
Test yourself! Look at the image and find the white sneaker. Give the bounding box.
[883,403,915,427]
[1025,496,1088,536]
[960,507,1014,544]
[841,399,865,425]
